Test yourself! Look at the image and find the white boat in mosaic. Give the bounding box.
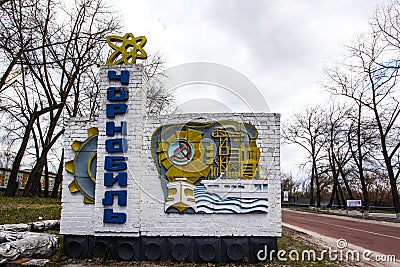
[200,178,268,199]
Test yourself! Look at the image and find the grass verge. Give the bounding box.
[0,194,61,224]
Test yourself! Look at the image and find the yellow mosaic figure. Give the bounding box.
[106,33,148,65]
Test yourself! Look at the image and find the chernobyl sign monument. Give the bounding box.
[61,33,281,262]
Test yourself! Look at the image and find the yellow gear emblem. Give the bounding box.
[65,128,98,204]
[157,127,210,185]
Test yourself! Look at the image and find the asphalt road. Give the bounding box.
[282,209,400,260]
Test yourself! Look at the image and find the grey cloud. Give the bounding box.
[202,0,316,72]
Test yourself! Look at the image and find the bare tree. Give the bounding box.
[0,0,121,196]
[142,53,174,116]
[282,105,327,207]
[22,0,121,196]
[323,68,379,213]
[0,0,175,197]
[321,101,353,209]
[371,0,400,218]
[281,172,302,202]
[325,25,400,217]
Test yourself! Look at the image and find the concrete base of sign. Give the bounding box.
[63,235,277,263]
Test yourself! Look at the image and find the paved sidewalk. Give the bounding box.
[326,208,397,220]
[285,206,399,222]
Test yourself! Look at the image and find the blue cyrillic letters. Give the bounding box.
[103,209,127,223]
[103,69,130,224]
[106,104,128,118]
[108,70,130,85]
[104,172,127,187]
[107,87,129,101]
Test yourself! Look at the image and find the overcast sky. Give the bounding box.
[113,0,383,176]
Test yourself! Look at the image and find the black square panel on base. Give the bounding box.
[221,237,250,263]
[112,237,141,261]
[64,236,89,259]
[166,237,194,262]
[193,237,221,263]
[89,237,112,258]
[140,237,167,261]
[249,237,277,262]
[64,235,278,263]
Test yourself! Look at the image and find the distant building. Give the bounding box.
[0,167,59,192]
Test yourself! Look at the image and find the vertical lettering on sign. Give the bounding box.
[103,70,130,224]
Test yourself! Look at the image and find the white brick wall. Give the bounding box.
[60,118,96,235]
[61,64,282,237]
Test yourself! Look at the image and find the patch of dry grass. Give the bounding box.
[0,194,61,224]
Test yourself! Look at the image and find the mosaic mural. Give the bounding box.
[151,121,269,214]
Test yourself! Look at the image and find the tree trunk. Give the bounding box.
[327,183,336,209]
[23,157,45,197]
[383,152,400,219]
[51,149,63,199]
[313,160,321,208]
[358,167,369,212]
[309,168,314,207]
[332,158,346,209]
[23,128,64,197]
[337,182,345,209]
[338,164,354,200]
[44,158,49,197]
[335,186,342,208]
[4,111,36,196]
[315,178,321,208]
[347,109,369,212]
[0,39,29,93]
[331,151,346,209]
[327,151,336,209]
[5,104,60,197]
[373,104,400,218]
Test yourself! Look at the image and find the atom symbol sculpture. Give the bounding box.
[106,33,148,65]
